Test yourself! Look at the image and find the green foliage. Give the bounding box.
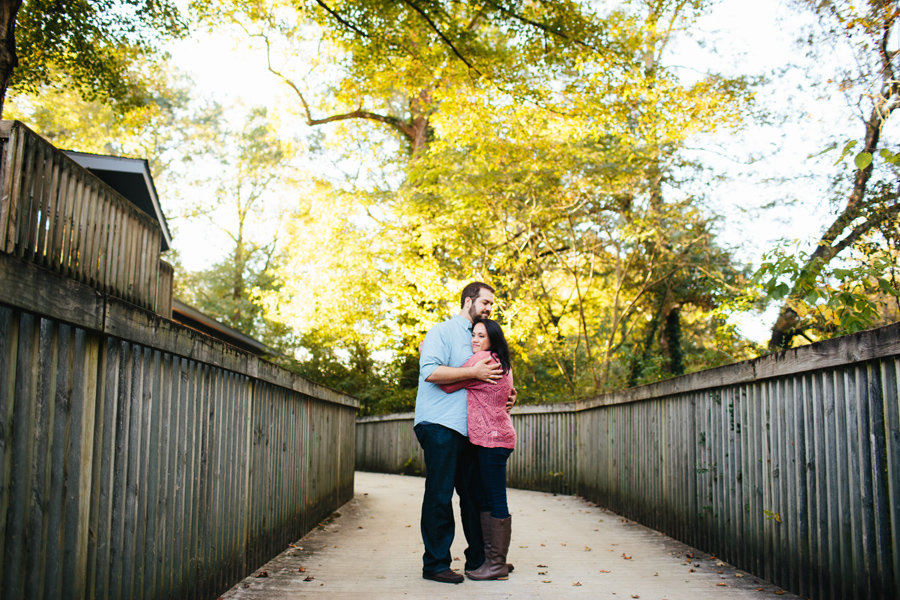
[754,241,900,337]
[10,0,187,112]
[190,0,763,406]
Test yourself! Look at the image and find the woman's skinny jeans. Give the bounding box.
[476,446,513,519]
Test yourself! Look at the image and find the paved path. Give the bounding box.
[221,472,801,600]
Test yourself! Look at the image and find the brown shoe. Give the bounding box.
[423,569,464,584]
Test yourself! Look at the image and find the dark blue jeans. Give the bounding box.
[477,446,513,518]
[414,423,485,574]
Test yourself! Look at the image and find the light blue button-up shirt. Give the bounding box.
[414,315,474,436]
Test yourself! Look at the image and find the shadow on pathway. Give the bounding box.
[221,471,801,600]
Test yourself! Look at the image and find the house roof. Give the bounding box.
[63,151,173,251]
[171,299,271,356]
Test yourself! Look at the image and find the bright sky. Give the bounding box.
[164,0,867,344]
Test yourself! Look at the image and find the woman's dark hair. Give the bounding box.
[476,318,512,374]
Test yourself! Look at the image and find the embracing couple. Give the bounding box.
[413,281,518,584]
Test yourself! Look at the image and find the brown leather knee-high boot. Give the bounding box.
[466,516,511,581]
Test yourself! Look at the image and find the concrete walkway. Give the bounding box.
[220,472,801,600]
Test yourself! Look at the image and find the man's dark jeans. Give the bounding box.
[414,422,485,575]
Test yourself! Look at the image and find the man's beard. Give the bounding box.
[469,304,487,322]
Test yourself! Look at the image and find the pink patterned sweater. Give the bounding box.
[439,351,516,449]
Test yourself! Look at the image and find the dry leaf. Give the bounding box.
[736,574,744,578]
[689,569,696,573]
[584,546,592,551]
[537,564,548,567]
[600,570,610,573]
[622,553,632,560]
[561,543,567,546]
[775,592,785,596]
[631,595,640,599]
[298,567,306,573]
[755,588,764,592]
[542,580,552,583]
[255,571,268,578]
[717,583,726,586]
[405,524,411,527]
[572,582,582,586]
[539,571,547,575]
[304,576,314,582]
[717,570,724,574]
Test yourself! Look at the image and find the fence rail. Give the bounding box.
[355,322,900,600]
[0,252,358,600]
[0,121,170,314]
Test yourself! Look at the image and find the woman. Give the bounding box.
[440,318,516,581]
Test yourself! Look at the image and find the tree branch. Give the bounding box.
[399,0,481,75]
[313,0,371,39]
[482,0,598,52]
[830,196,900,256]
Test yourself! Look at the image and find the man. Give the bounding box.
[414,282,511,584]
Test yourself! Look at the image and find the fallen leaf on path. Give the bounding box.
[298,567,306,573]
[689,569,696,573]
[539,571,547,575]
[631,595,639,598]
[736,574,744,577]
[572,582,582,586]
[537,564,548,567]
[561,543,566,546]
[775,592,785,596]
[541,580,552,583]
[405,525,411,527]
[621,553,631,559]
[717,570,724,574]
[717,583,727,587]
[304,576,314,582]
[584,546,592,551]
[255,572,268,578]
[600,570,610,573]
[755,588,764,592]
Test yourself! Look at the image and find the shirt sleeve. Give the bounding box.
[419,325,450,381]
[437,352,493,393]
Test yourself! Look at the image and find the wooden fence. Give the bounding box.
[0,252,358,599]
[0,121,171,315]
[355,322,900,600]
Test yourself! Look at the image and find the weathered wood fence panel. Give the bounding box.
[356,322,900,599]
[0,254,358,600]
[356,404,578,494]
[0,121,171,315]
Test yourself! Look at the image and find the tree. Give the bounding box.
[0,0,186,116]
[195,0,758,404]
[175,105,299,353]
[765,0,900,349]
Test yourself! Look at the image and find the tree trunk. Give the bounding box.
[661,304,684,377]
[0,0,23,117]
[768,4,898,350]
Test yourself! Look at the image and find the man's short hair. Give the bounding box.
[460,281,495,308]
